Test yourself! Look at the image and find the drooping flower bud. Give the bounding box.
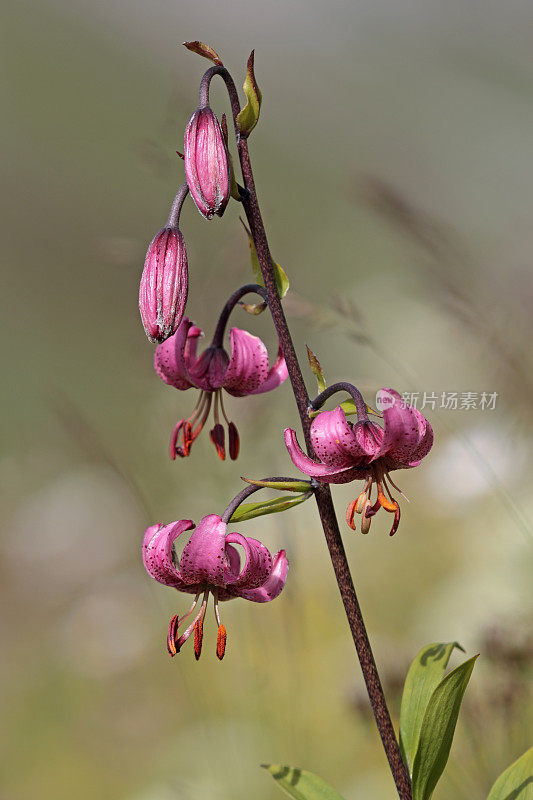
[139,226,188,344]
[184,107,231,220]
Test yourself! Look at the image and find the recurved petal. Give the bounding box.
[233,550,289,603]
[377,388,427,465]
[179,514,231,588]
[223,328,270,396]
[250,345,288,394]
[284,428,356,479]
[402,412,434,466]
[154,317,202,390]
[142,519,195,587]
[224,532,273,590]
[310,406,375,468]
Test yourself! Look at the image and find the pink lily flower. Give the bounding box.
[143,514,289,659]
[155,316,288,461]
[284,389,433,536]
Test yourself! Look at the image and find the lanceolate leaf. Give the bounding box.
[229,492,312,523]
[236,51,262,137]
[241,220,290,298]
[411,655,478,800]
[262,764,347,800]
[399,641,464,774]
[242,477,312,493]
[307,346,327,393]
[486,747,533,800]
[339,398,380,418]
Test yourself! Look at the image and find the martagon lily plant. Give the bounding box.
[135,41,531,800]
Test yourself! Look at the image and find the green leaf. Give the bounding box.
[486,747,533,800]
[241,220,289,299]
[400,641,464,774]
[229,492,312,523]
[242,477,312,493]
[411,654,478,800]
[236,51,262,137]
[262,764,346,800]
[339,399,380,418]
[307,347,327,393]
[182,41,223,66]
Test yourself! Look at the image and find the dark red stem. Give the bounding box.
[203,65,412,799]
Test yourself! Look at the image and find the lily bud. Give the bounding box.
[139,226,188,344]
[184,107,231,220]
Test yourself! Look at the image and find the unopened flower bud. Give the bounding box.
[184,107,231,220]
[139,226,188,344]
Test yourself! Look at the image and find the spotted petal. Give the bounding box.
[310,406,379,468]
[377,388,429,466]
[250,345,288,394]
[223,328,271,396]
[179,514,235,588]
[154,317,203,390]
[224,532,273,591]
[284,427,356,479]
[142,519,195,588]
[401,410,434,466]
[233,549,289,603]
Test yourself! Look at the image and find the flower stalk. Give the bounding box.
[204,63,412,799]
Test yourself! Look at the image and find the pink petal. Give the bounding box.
[284,427,357,479]
[154,317,203,390]
[402,413,434,466]
[179,514,234,588]
[223,328,270,396]
[377,388,428,465]
[233,550,289,603]
[142,519,195,588]
[250,345,288,394]
[188,346,229,391]
[224,532,273,591]
[310,406,376,467]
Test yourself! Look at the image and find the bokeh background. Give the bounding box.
[2,1,532,798]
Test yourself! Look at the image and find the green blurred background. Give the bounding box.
[1,1,532,798]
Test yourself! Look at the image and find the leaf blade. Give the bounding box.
[486,747,533,800]
[236,51,262,137]
[241,478,312,493]
[399,641,464,774]
[411,655,478,800]
[229,493,312,523]
[307,346,327,393]
[262,764,347,800]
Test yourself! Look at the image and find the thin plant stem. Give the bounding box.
[202,65,412,799]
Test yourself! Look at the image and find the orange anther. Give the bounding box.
[216,624,227,660]
[167,614,179,657]
[194,619,203,660]
[377,490,397,513]
[346,499,358,530]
